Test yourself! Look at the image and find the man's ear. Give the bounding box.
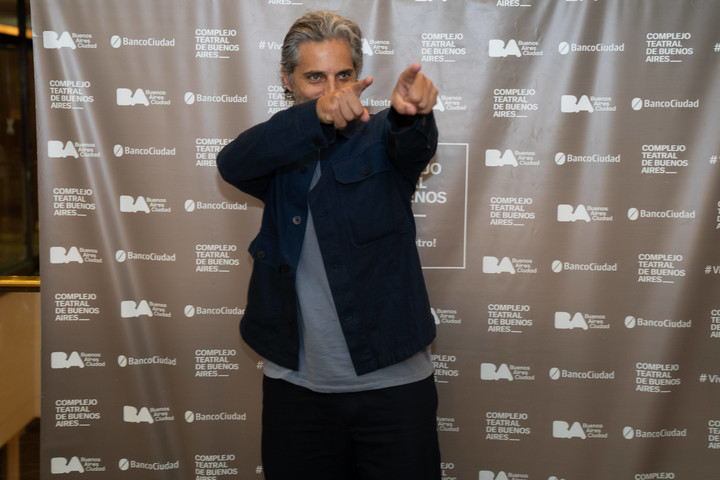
[282,71,293,93]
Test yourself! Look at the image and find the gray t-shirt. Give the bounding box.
[264,162,433,392]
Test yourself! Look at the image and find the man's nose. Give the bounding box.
[326,78,337,93]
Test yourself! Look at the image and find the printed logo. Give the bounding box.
[120,300,171,318]
[421,32,467,63]
[117,354,177,368]
[194,349,240,378]
[487,304,533,333]
[479,471,531,480]
[553,421,587,439]
[184,199,248,212]
[558,204,613,222]
[433,94,467,112]
[561,94,618,113]
[110,35,175,48]
[549,367,615,380]
[555,311,610,330]
[48,140,78,158]
[43,31,97,49]
[49,80,94,109]
[117,88,171,106]
[195,244,241,273]
[123,406,154,424]
[117,88,149,106]
[489,39,543,57]
[194,29,240,59]
[554,152,621,165]
[123,405,174,423]
[485,412,531,441]
[184,91,247,105]
[51,457,84,474]
[631,97,699,111]
[195,137,233,166]
[483,256,536,274]
[640,144,688,174]
[551,259,617,273]
[54,292,99,322]
[623,425,687,439]
[558,41,624,54]
[637,253,686,284]
[361,37,395,56]
[481,363,535,381]
[493,89,538,118]
[489,39,521,57]
[485,149,538,167]
[624,315,691,329]
[50,246,102,264]
[431,307,462,325]
[54,399,101,428]
[118,458,179,472]
[635,362,681,393]
[645,32,693,63]
[115,249,176,263]
[51,351,105,369]
[184,410,247,423]
[432,354,459,383]
[113,144,176,157]
[119,195,171,214]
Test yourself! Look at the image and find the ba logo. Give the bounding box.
[479,471,510,480]
[50,246,83,264]
[361,38,374,56]
[485,149,518,167]
[123,406,154,424]
[480,363,513,381]
[433,97,446,112]
[553,420,587,439]
[557,204,591,222]
[51,352,85,369]
[482,256,515,274]
[51,457,84,474]
[43,31,76,49]
[48,140,79,158]
[555,312,589,330]
[431,308,440,325]
[121,300,153,318]
[488,39,521,58]
[117,88,149,106]
[561,95,594,113]
[120,195,150,213]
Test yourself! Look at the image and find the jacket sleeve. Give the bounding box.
[385,109,439,189]
[217,99,335,201]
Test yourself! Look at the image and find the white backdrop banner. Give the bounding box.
[33,0,720,478]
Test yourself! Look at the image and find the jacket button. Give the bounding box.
[256,251,266,260]
[299,165,308,174]
[363,166,371,175]
[292,216,302,225]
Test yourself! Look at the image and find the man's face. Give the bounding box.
[283,39,357,104]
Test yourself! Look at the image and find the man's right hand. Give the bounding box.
[316,77,373,130]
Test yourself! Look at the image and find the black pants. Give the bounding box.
[261,375,441,480]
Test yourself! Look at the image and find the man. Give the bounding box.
[217,10,440,480]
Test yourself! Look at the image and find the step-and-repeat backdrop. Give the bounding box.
[33,0,720,478]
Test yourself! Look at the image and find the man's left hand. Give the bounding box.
[391,63,438,117]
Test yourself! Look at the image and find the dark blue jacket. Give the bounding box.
[217,99,438,375]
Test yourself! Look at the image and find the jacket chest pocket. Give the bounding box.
[331,146,411,246]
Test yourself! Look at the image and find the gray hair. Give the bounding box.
[281,10,364,98]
